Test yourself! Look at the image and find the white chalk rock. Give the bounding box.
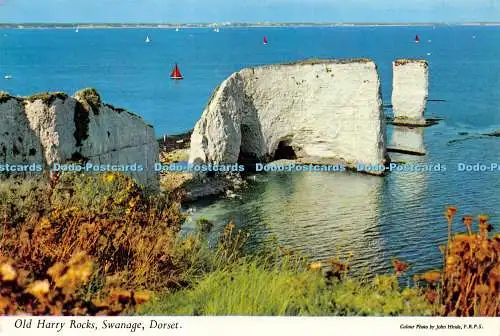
[0,96,45,166]
[0,89,159,188]
[392,59,429,124]
[190,59,387,170]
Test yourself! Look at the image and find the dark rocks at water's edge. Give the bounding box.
[447,130,500,145]
[174,172,247,203]
[157,130,246,202]
[386,146,426,156]
[385,116,442,127]
[158,130,192,152]
[188,173,246,201]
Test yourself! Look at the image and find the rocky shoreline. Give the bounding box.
[158,141,247,202]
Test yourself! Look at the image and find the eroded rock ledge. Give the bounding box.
[0,88,158,188]
[189,59,388,173]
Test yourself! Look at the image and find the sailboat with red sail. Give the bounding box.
[170,63,183,80]
[415,34,420,43]
[263,36,268,45]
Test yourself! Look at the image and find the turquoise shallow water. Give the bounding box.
[1,25,499,275]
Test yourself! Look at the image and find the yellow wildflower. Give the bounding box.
[39,217,51,229]
[309,262,322,270]
[104,173,116,183]
[0,263,17,281]
[26,280,50,299]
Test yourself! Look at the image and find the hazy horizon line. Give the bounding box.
[1,21,500,25]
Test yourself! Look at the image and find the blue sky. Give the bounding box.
[0,0,499,23]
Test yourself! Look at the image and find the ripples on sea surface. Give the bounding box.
[1,25,499,275]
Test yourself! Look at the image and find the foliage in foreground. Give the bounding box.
[143,207,499,317]
[0,173,192,315]
[143,225,434,316]
[438,208,499,316]
[0,173,497,317]
[0,252,148,315]
[141,258,434,316]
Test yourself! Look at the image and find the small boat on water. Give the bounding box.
[145,36,151,43]
[213,27,220,33]
[415,34,420,43]
[175,27,180,32]
[4,75,13,80]
[263,36,268,45]
[75,26,79,33]
[170,63,183,80]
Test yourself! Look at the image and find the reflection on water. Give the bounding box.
[184,123,431,276]
[258,172,386,272]
[185,118,500,277]
[380,152,434,276]
[186,171,390,275]
[389,126,426,155]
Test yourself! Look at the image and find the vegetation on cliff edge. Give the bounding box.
[0,173,497,316]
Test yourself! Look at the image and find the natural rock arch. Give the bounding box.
[189,59,388,171]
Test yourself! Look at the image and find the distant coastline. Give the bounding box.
[1,22,500,29]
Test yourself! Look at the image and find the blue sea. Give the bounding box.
[1,25,499,276]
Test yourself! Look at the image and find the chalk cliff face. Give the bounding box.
[189,59,387,170]
[0,89,159,188]
[392,59,429,124]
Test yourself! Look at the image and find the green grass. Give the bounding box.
[140,258,325,315]
[140,256,436,316]
[75,88,101,115]
[25,92,69,104]
[328,276,435,316]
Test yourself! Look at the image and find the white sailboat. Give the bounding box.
[145,35,151,43]
[75,26,79,33]
[213,27,220,33]
[175,26,180,32]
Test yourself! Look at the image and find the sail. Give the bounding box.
[170,64,183,79]
[415,34,420,43]
[263,36,268,44]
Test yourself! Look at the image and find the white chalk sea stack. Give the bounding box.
[189,59,388,172]
[0,89,159,188]
[392,59,429,125]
